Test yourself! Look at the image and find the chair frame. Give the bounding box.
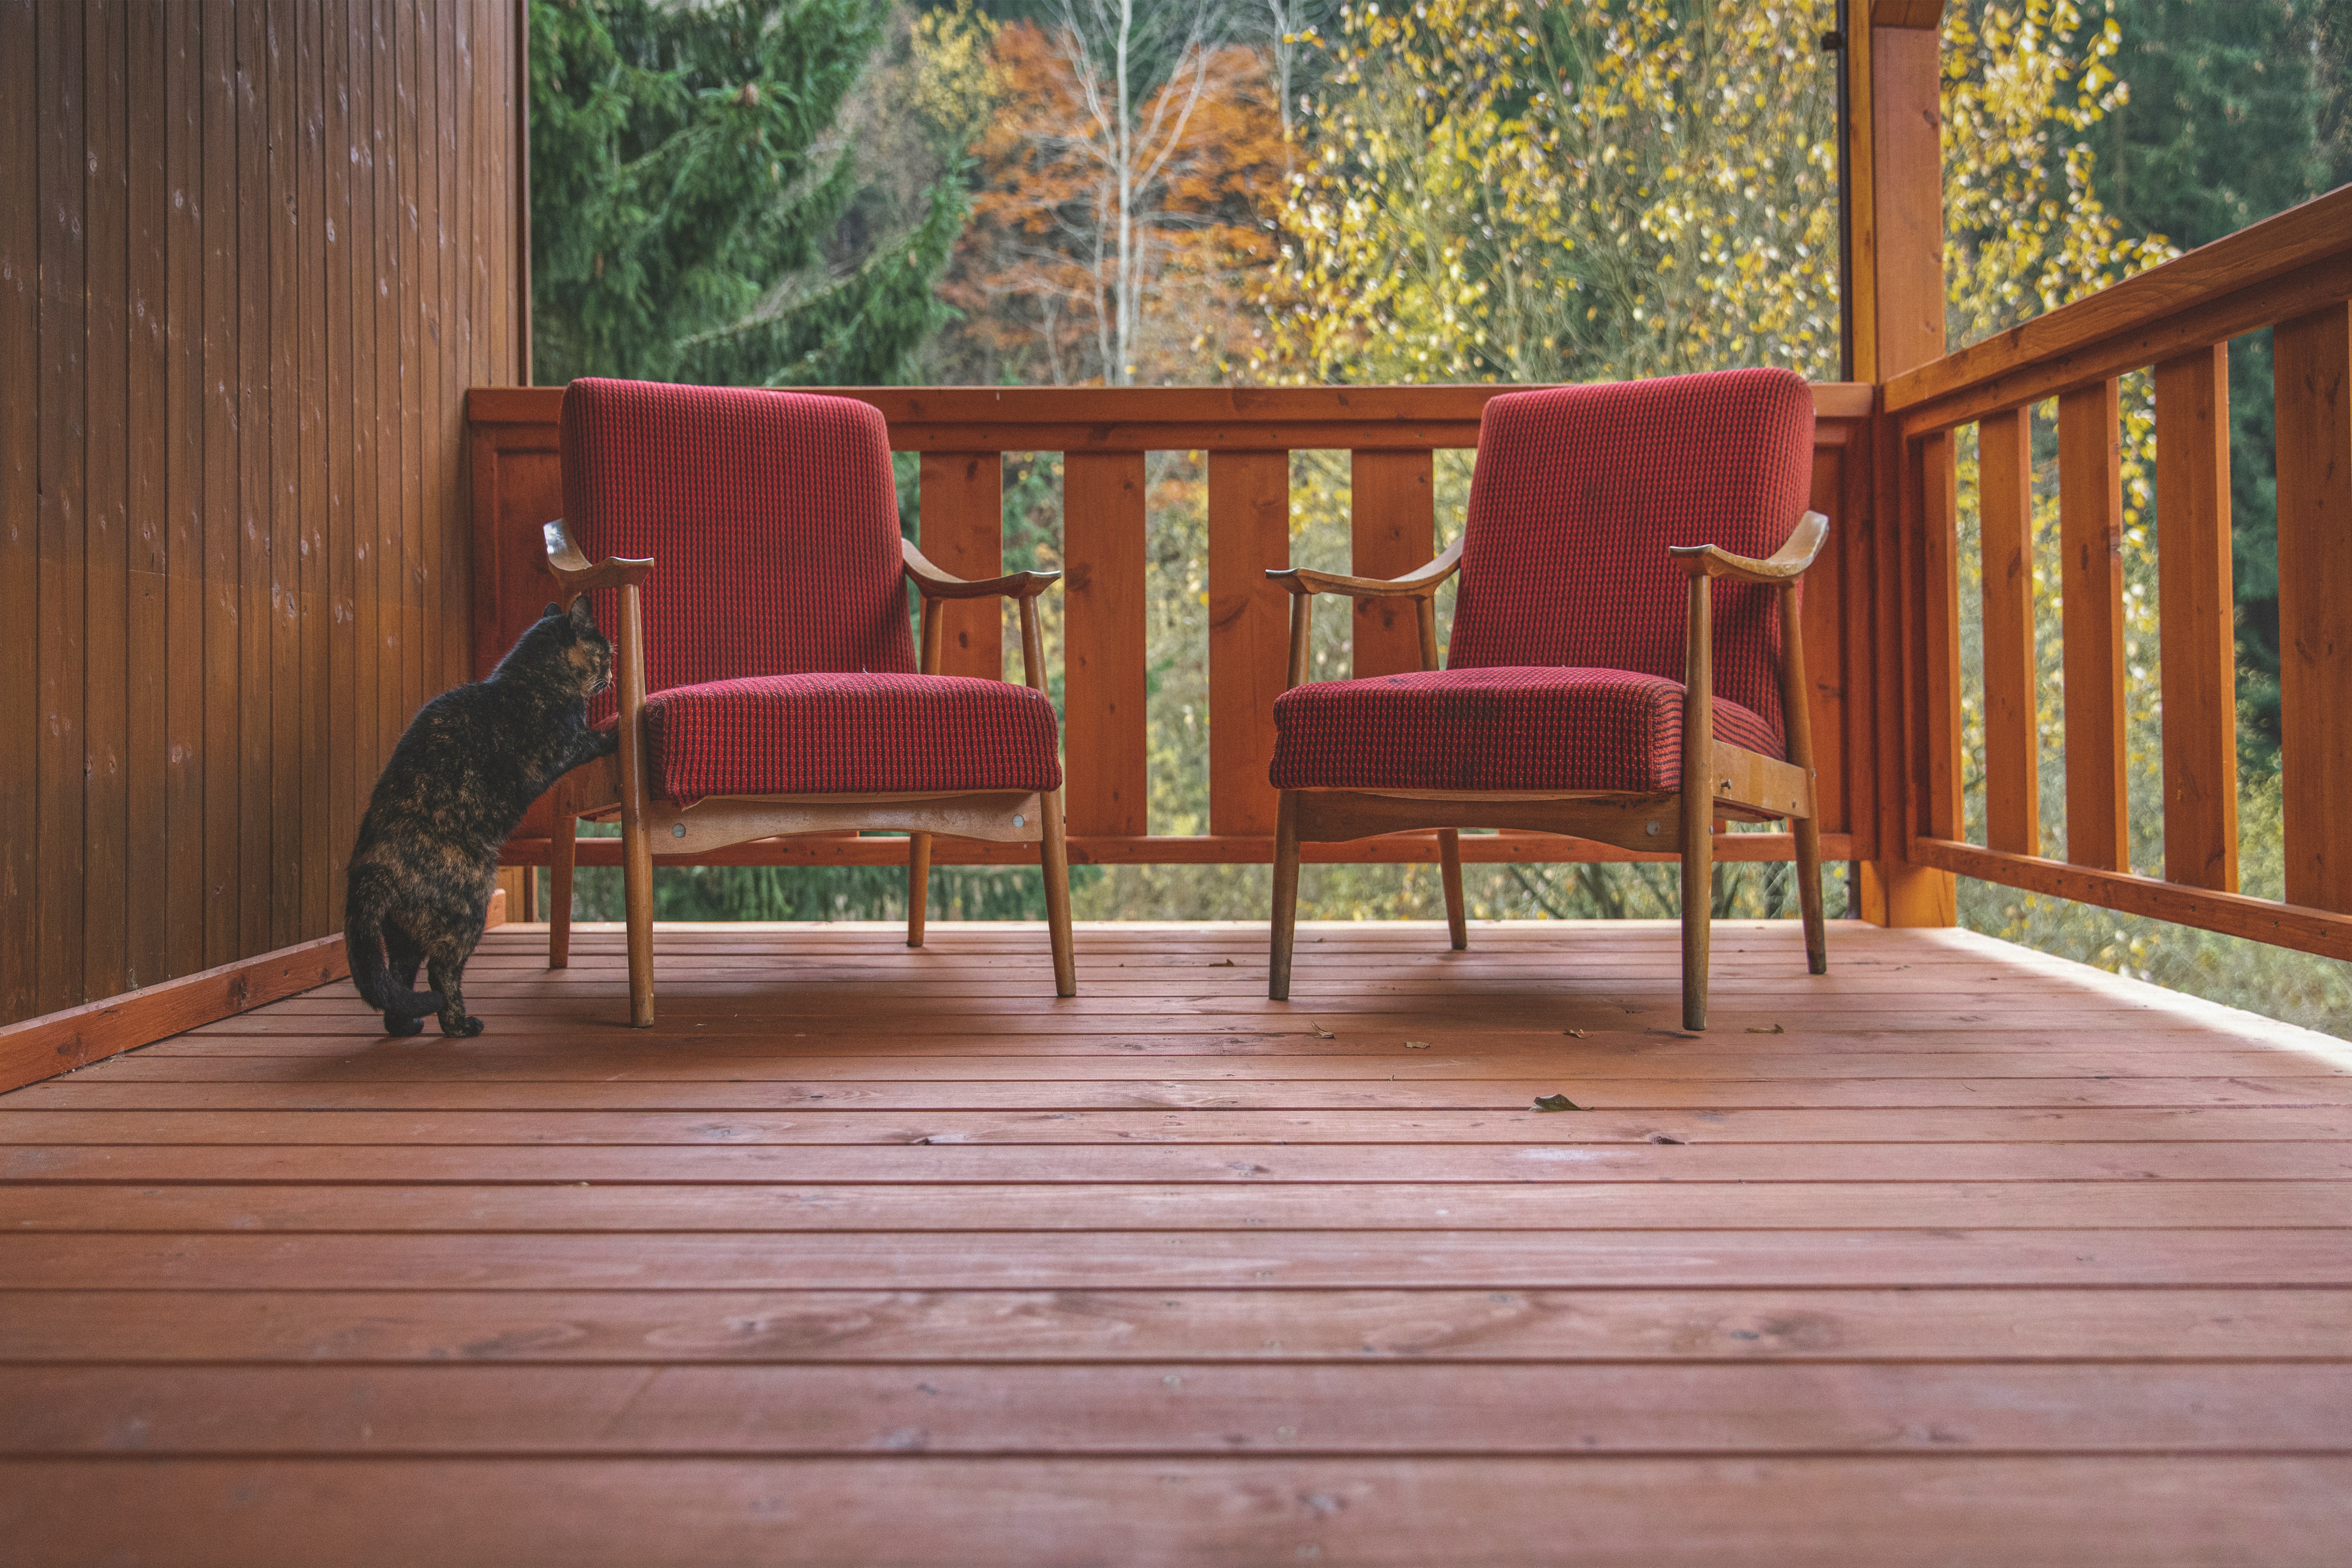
[540,519,1077,1026]
[1265,512,1831,1031]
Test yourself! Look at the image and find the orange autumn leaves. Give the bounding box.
[940,22,1287,386]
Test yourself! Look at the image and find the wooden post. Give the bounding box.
[1849,3,1959,926]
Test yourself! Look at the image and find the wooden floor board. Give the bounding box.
[2,920,2345,1562]
[7,1287,2349,1364]
[6,1456,2350,1567]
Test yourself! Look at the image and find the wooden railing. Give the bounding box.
[467,383,1879,872]
[1883,184,2352,960]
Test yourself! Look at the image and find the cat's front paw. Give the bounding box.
[441,1015,485,1038]
[384,1014,425,1037]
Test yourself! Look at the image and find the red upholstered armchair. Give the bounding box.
[540,379,1075,1026]
[1264,369,1829,1030]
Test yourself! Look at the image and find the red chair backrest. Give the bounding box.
[1447,368,1815,744]
[559,378,917,719]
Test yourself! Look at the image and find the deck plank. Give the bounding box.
[6,1456,2350,1567]
[1,920,2346,1562]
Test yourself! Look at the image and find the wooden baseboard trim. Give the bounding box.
[1911,836,2352,960]
[502,830,1854,870]
[0,934,350,1096]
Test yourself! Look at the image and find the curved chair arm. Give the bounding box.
[1266,537,1464,599]
[901,537,1062,601]
[1267,538,1464,687]
[544,517,654,595]
[901,538,1063,690]
[1668,511,1829,583]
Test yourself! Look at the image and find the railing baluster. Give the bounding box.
[2274,302,2352,912]
[916,453,1004,681]
[2057,380,2130,872]
[1349,449,1435,677]
[1919,430,1964,844]
[1977,407,2039,855]
[1061,451,1149,838]
[1206,450,1291,837]
[2152,346,2238,892]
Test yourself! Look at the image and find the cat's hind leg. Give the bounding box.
[424,922,485,1038]
[383,922,428,1037]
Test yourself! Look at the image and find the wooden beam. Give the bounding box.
[461,383,1882,452]
[1976,407,2039,855]
[2152,346,2238,891]
[2273,302,2352,913]
[1854,15,1956,927]
[1912,837,2352,964]
[499,831,1858,870]
[1886,186,2352,429]
[0,933,346,1096]
[1870,0,1945,25]
[2057,380,2131,872]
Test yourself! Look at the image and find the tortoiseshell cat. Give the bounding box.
[346,596,617,1037]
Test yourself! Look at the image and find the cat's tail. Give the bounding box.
[344,898,445,1020]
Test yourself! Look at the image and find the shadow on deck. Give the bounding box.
[1,920,2348,1564]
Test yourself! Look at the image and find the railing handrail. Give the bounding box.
[467,383,1877,451]
[1885,182,2352,435]
[1889,184,2352,963]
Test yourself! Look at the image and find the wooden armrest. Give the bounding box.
[1267,537,1464,598]
[1668,512,1829,583]
[902,537,1062,601]
[544,518,654,594]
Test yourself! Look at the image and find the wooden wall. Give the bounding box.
[0,0,525,1027]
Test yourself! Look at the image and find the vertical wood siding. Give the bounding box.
[0,0,522,1027]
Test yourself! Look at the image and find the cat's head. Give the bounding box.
[536,596,615,700]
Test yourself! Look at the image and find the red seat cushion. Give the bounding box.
[644,673,1063,801]
[1448,368,1815,752]
[1269,666,1782,794]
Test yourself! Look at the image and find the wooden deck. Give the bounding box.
[2,919,2348,1564]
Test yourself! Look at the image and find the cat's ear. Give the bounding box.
[568,595,597,633]
[542,602,563,621]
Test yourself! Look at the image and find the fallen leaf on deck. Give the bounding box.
[1310,1025,1336,1040]
[1209,959,1236,967]
[1404,1040,1431,1050]
[1746,1024,1785,1035]
[1531,1094,1585,1112]
[1562,1029,1587,1038]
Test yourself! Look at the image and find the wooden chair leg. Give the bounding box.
[549,813,577,970]
[1269,791,1302,1000]
[1793,812,1828,975]
[620,803,656,1029]
[1437,828,1467,950]
[1038,789,1076,997]
[1681,814,1713,1032]
[906,832,932,948]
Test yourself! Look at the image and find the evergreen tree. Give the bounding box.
[531,0,1072,923]
[2082,0,2345,762]
[528,0,966,388]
